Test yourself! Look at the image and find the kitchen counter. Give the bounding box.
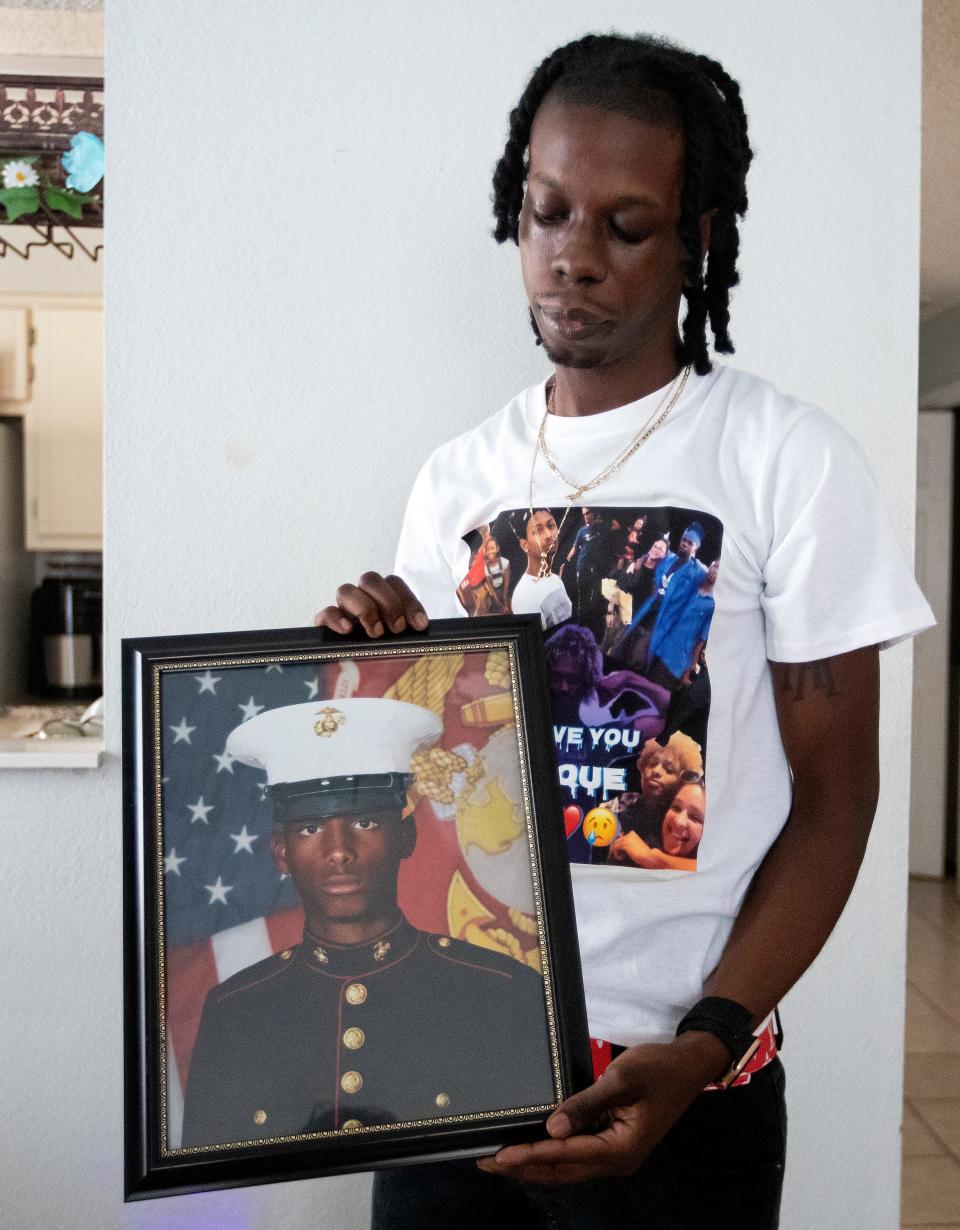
[0,738,104,768]
[0,703,104,768]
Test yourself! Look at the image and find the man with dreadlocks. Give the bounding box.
[316,32,932,1229]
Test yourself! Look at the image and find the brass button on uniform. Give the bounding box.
[345,983,367,1005]
[341,1119,363,1132]
[253,1109,267,1125]
[435,1093,450,1108]
[438,936,451,948]
[341,1070,363,1095]
[279,949,292,960]
[343,1027,365,1051]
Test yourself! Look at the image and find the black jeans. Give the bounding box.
[371,1058,786,1230]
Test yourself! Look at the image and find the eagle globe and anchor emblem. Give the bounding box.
[313,706,346,737]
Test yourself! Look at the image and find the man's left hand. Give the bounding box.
[476,1033,728,1185]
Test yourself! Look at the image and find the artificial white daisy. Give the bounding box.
[2,161,39,190]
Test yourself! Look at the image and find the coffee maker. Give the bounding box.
[28,571,102,699]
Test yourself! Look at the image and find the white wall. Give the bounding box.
[0,2,923,1227]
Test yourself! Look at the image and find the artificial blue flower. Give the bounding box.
[60,131,104,193]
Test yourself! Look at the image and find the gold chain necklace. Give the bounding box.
[530,365,691,507]
[530,505,573,580]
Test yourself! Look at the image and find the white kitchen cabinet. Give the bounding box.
[0,306,31,404]
[8,297,103,552]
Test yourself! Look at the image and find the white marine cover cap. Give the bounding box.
[226,698,442,822]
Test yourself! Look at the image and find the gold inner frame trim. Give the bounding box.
[149,639,563,1156]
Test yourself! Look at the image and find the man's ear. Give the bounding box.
[270,829,290,875]
[398,817,417,861]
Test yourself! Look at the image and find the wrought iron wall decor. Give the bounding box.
[0,74,104,260]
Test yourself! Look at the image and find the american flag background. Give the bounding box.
[157,647,546,1148]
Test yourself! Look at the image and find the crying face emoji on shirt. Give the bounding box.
[582,806,617,848]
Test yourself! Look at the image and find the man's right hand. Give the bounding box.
[313,573,428,638]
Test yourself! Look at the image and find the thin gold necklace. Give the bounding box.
[531,366,691,507]
[528,506,572,580]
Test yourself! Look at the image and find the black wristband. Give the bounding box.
[675,995,756,1063]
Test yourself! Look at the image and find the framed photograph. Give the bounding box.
[123,616,592,1200]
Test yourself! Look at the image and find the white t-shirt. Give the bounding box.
[511,571,573,628]
[394,364,934,1045]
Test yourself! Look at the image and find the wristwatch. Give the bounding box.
[675,996,762,1089]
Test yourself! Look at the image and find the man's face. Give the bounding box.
[549,651,587,709]
[484,537,501,562]
[661,783,705,856]
[271,809,413,925]
[679,534,698,559]
[582,508,596,526]
[519,101,692,371]
[522,510,559,563]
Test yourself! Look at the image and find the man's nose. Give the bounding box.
[321,819,355,863]
[551,221,606,283]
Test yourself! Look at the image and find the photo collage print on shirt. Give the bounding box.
[458,505,723,872]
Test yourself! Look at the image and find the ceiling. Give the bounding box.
[922,0,960,320]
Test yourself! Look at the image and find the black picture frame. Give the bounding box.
[123,615,592,1200]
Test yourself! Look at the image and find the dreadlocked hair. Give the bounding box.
[491,33,752,375]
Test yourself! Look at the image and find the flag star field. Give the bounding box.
[159,662,324,946]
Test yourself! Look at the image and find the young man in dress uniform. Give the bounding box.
[181,697,555,1148]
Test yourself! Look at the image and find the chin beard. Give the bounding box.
[528,307,605,370]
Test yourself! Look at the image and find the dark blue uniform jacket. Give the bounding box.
[181,916,557,1147]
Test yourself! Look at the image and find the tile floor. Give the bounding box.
[902,876,960,1227]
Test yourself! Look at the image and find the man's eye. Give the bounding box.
[352,818,379,831]
[611,223,650,244]
[298,824,321,836]
[533,210,565,225]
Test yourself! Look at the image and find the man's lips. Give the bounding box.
[538,303,612,340]
[320,876,365,895]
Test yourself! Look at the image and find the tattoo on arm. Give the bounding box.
[776,660,839,702]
